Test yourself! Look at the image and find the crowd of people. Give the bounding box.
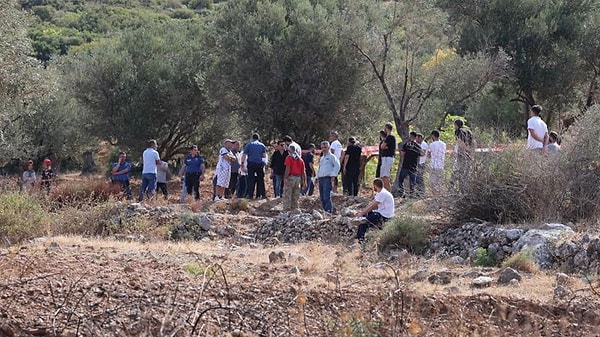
[19,104,561,247]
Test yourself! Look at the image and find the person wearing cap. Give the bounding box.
[111,151,132,200]
[329,131,343,193]
[40,158,55,194]
[139,139,161,202]
[242,133,268,199]
[415,133,428,198]
[21,160,36,192]
[342,136,362,196]
[316,141,340,213]
[178,145,205,201]
[282,144,306,211]
[214,139,237,201]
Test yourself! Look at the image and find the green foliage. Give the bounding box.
[473,247,496,267]
[439,0,596,127]
[0,192,49,245]
[205,0,364,143]
[66,20,225,159]
[377,216,427,254]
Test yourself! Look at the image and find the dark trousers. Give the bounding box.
[227,172,239,198]
[237,175,248,198]
[357,211,388,242]
[247,162,265,199]
[398,168,417,196]
[185,172,201,200]
[156,182,168,199]
[301,173,314,196]
[344,168,360,196]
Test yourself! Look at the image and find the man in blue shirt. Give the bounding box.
[111,151,132,200]
[178,145,205,201]
[241,133,267,199]
[139,139,161,202]
[316,141,340,213]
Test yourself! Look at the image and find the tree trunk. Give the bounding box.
[81,151,98,175]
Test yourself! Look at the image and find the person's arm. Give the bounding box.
[301,168,307,188]
[111,163,120,175]
[342,154,349,172]
[284,162,290,180]
[309,161,315,176]
[355,200,380,217]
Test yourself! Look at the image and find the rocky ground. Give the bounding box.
[1,180,600,336]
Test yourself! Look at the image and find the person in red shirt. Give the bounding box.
[282,145,306,211]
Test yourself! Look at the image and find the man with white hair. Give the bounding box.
[329,131,343,193]
[316,141,340,213]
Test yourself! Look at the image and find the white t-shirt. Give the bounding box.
[428,140,446,170]
[375,188,395,218]
[419,141,429,165]
[527,116,548,149]
[156,161,168,183]
[217,147,232,172]
[330,140,343,161]
[142,148,160,174]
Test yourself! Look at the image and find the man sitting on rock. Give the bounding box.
[354,178,395,247]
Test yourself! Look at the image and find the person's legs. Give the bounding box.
[246,164,259,198]
[255,165,266,198]
[408,171,417,196]
[416,164,425,197]
[274,175,283,198]
[237,175,247,198]
[282,178,292,211]
[192,173,200,200]
[289,176,300,210]
[146,173,157,200]
[397,168,409,196]
[319,178,333,213]
[138,175,149,202]
[348,170,360,196]
[179,177,186,203]
[121,180,132,200]
[156,182,168,199]
[227,172,238,198]
[380,157,394,191]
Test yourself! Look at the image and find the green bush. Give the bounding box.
[376,216,427,253]
[502,250,537,273]
[0,192,49,245]
[473,247,496,267]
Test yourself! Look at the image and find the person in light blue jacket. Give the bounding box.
[315,141,340,214]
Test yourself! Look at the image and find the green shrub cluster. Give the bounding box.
[376,216,427,253]
[0,192,49,245]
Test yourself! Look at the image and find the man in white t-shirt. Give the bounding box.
[138,139,161,202]
[415,133,428,198]
[329,131,343,193]
[527,105,548,153]
[354,178,395,245]
[427,130,446,196]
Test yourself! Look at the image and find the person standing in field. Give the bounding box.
[21,160,36,192]
[527,105,549,154]
[428,130,446,196]
[315,141,340,214]
[138,139,161,202]
[282,144,306,211]
[343,136,362,197]
[111,152,132,200]
[379,123,396,192]
[40,158,55,194]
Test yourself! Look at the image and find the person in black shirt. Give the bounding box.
[379,123,397,191]
[301,143,316,196]
[343,137,362,196]
[398,132,422,198]
[269,140,288,198]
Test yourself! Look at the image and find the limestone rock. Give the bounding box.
[269,251,286,264]
[497,268,522,285]
[471,276,493,288]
